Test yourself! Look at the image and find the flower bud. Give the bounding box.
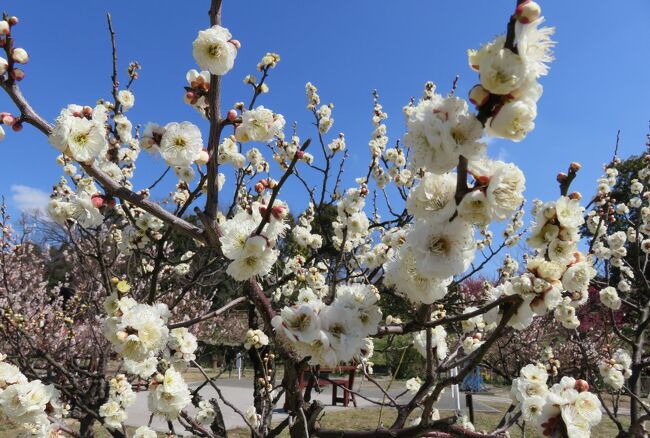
[469,85,490,107]
[272,205,287,219]
[10,68,24,81]
[184,90,197,104]
[111,277,120,285]
[254,182,265,193]
[195,148,210,165]
[574,379,589,393]
[295,150,305,159]
[11,48,28,64]
[11,121,22,132]
[515,1,541,24]
[91,193,104,208]
[82,106,93,118]
[227,109,238,121]
[0,21,9,35]
[569,192,582,201]
[228,39,241,49]
[8,17,19,26]
[569,162,581,173]
[556,172,567,184]
[0,58,7,75]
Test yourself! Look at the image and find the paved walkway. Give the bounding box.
[125,378,501,435]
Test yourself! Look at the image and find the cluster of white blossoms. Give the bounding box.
[0,354,65,437]
[168,327,199,364]
[148,366,191,419]
[292,203,323,250]
[103,294,170,362]
[272,284,381,366]
[482,195,596,330]
[195,400,216,426]
[218,135,246,169]
[332,187,371,251]
[598,349,632,390]
[48,176,104,228]
[511,364,602,438]
[219,198,289,281]
[235,105,286,143]
[468,4,554,141]
[272,261,330,302]
[413,326,449,361]
[132,426,157,438]
[316,103,334,134]
[192,25,239,76]
[99,374,136,429]
[244,329,270,350]
[404,84,486,174]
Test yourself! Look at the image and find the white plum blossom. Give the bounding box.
[192,25,238,75]
[159,121,203,167]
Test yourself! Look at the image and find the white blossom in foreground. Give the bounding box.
[235,105,286,143]
[406,218,476,279]
[598,349,631,390]
[49,104,108,162]
[192,25,238,75]
[511,364,601,437]
[272,284,381,366]
[103,298,170,362]
[159,121,204,167]
[148,367,191,419]
[405,87,486,174]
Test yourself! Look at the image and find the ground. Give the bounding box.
[0,375,634,437]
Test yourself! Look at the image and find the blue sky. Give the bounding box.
[1,1,649,220]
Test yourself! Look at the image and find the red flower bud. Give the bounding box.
[295,150,305,159]
[556,172,568,183]
[11,121,22,132]
[10,68,24,81]
[574,379,589,393]
[227,109,238,121]
[254,182,265,193]
[91,194,104,209]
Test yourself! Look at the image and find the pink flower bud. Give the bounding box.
[0,21,9,35]
[91,194,104,208]
[272,205,286,219]
[360,187,369,196]
[254,182,265,193]
[1,113,14,125]
[195,149,210,165]
[515,1,541,24]
[295,150,305,159]
[228,39,241,49]
[10,68,24,81]
[227,109,238,121]
[11,121,22,132]
[184,90,196,104]
[8,16,19,26]
[469,85,490,107]
[11,48,28,64]
[574,379,589,393]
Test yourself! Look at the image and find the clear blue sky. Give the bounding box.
[1,1,649,219]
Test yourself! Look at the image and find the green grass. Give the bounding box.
[228,403,629,438]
